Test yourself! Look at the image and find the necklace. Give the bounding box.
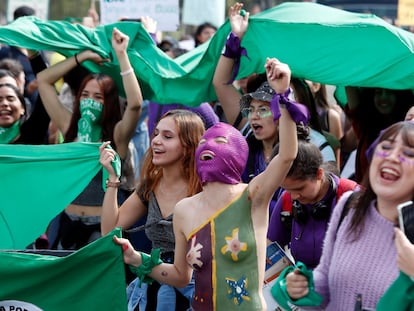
[159,179,187,197]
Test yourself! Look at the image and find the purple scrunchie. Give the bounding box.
[269,89,310,124]
[222,32,248,84]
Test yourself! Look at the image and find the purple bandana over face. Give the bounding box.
[196,122,248,185]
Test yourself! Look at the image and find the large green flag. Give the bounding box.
[0,142,102,250]
[0,228,128,311]
[1,2,414,106]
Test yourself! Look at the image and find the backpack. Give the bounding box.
[281,178,358,222]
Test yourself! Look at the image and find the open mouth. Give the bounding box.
[251,123,262,130]
[0,110,12,116]
[380,167,399,181]
[152,148,164,155]
[199,150,215,161]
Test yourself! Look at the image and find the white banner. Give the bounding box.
[398,0,414,26]
[182,0,225,28]
[100,0,179,31]
[6,0,49,23]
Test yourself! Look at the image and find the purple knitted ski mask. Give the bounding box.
[196,122,248,185]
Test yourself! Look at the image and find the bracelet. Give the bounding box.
[129,248,163,286]
[120,68,134,76]
[74,53,81,66]
[106,179,121,188]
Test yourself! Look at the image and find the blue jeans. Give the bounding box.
[127,277,194,311]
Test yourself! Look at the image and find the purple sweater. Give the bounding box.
[309,191,398,311]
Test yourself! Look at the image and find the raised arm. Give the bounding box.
[112,27,143,158]
[100,142,147,235]
[37,50,105,135]
[212,2,249,129]
[249,59,299,202]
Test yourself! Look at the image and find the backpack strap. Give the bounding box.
[281,191,293,214]
[318,141,330,152]
[336,178,358,201]
[280,191,294,232]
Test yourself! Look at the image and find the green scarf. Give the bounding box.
[77,98,103,142]
[271,261,323,310]
[377,272,414,311]
[0,121,20,144]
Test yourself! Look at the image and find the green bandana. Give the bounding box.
[77,98,103,142]
[271,261,323,310]
[0,121,21,144]
[377,272,414,311]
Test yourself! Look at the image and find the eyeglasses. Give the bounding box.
[241,106,273,119]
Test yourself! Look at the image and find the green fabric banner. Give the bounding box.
[0,228,128,311]
[1,2,414,106]
[0,142,101,250]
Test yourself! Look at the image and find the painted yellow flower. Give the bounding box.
[221,228,247,261]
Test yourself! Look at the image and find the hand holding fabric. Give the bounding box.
[113,235,142,266]
[99,141,119,178]
[228,2,249,39]
[112,27,130,56]
[140,16,157,34]
[271,261,323,310]
[113,236,163,286]
[265,58,310,124]
[77,49,108,65]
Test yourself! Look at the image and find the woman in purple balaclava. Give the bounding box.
[113,57,309,311]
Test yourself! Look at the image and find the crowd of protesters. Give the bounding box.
[1,2,414,311]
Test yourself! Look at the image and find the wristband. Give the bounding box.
[74,54,81,66]
[106,180,121,188]
[269,89,310,124]
[129,248,163,286]
[102,145,121,191]
[221,32,248,84]
[222,32,246,59]
[120,68,134,76]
